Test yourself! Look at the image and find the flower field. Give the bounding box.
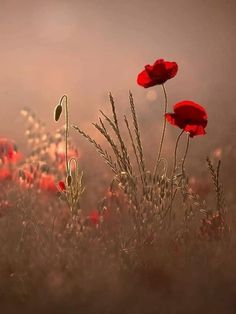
[0,59,235,314]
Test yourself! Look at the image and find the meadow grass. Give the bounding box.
[0,93,234,314]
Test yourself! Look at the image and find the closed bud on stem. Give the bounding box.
[54,104,63,122]
[67,174,72,186]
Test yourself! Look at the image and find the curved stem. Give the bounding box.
[69,157,78,173]
[59,95,69,176]
[153,84,168,179]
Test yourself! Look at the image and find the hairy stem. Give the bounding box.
[168,129,184,225]
[153,84,168,179]
[173,130,184,175]
[181,133,190,176]
[59,95,69,176]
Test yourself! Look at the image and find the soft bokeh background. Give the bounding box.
[0,0,235,204]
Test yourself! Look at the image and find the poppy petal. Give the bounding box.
[184,124,206,137]
[165,113,177,125]
[137,70,156,88]
[174,101,208,126]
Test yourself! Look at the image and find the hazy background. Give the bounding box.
[0,0,235,203]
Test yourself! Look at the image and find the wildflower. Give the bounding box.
[58,180,66,193]
[165,101,208,137]
[0,168,11,181]
[39,173,57,192]
[0,138,12,157]
[137,58,178,88]
[1,140,22,164]
[88,210,100,225]
[7,150,22,163]
[18,168,34,189]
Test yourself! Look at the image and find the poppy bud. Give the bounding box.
[54,104,63,122]
[67,175,72,186]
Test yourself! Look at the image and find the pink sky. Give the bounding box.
[0,0,235,155]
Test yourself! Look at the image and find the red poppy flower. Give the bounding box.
[0,168,12,181]
[165,101,208,137]
[88,210,100,225]
[58,180,66,192]
[0,138,17,163]
[39,174,57,192]
[8,151,22,163]
[137,59,178,88]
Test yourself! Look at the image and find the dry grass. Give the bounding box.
[0,93,235,314]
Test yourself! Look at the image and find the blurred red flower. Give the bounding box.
[165,101,208,137]
[58,180,66,192]
[18,168,35,189]
[0,138,22,164]
[88,210,100,225]
[39,174,57,192]
[137,59,178,88]
[0,168,12,181]
[8,151,22,164]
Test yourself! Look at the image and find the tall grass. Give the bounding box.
[0,93,233,314]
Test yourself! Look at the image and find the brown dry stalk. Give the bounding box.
[73,125,118,175]
[108,93,132,174]
[129,91,147,192]
[73,92,209,233]
[206,157,225,214]
[93,121,125,171]
[124,115,143,186]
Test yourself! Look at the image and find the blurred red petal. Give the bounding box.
[165,113,177,126]
[89,210,100,225]
[58,180,66,192]
[137,70,154,88]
